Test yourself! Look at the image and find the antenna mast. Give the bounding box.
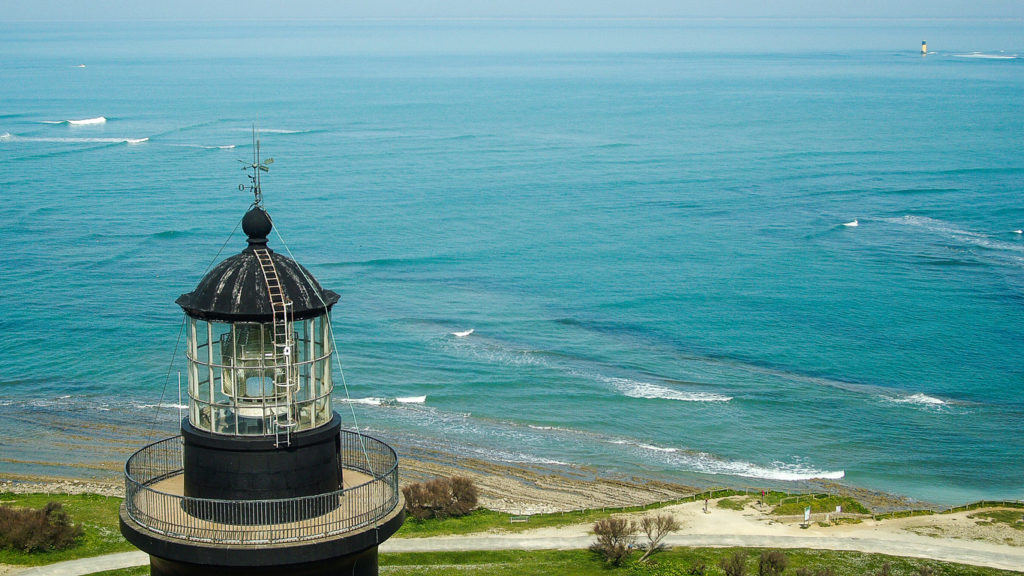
[239,126,274,207]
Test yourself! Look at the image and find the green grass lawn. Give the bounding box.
[0,492,134,566]
[70,548,1024,576]
[380,548,1023,576]
[397,502,684,538]
[85,568,149,576]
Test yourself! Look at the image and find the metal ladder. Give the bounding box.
[254,248,297,447]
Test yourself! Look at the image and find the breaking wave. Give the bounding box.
[136,402,188,410]
[611,440,844,481]
[1,135,147,144]
[342,395,427,406]
[954,52,1017,60]
[884,393,947,407]
[68,116,107,125]
[40,117,107,125]
[171,144,237,149]
[602,376,732,402]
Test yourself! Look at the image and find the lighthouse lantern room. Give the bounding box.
[120,144,404,576]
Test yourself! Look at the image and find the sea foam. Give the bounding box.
[4,136,147,144]
[68,116,107,125]
[613,440,844,481]
[604,376,732,402]
[887,393,946,406]
[954,52,1017,60]
[343,395,426,406]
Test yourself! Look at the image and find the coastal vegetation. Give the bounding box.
[771,496,869,516]
[969,510,1024,530]
[0,492,133,566]
[398,488,740,537]
[402,476,479,520]
[0,501,82,552]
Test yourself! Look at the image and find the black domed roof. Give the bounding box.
[175,207,339,322]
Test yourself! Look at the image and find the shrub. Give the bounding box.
[719,551,748,576]
[590,516,637,565]
[0,501,84,552]
[448,476,478,516]
[402,476,479,520]
[758,550,788,576]
[689,563,708,575]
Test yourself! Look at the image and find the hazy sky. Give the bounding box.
[3,0,1023,21]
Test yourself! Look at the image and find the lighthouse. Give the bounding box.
[120,147,404,576]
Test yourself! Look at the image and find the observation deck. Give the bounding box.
[120,430,402,553]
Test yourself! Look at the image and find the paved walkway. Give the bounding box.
[8,534,1024,575]
[9,552,147,576]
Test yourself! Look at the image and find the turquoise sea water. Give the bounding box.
[1,20,1022,505]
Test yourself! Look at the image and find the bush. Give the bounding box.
[689,563,708,575]
[759,550,788,576]
[0,502,84,552]
[402,476,479,520]
[590,516,637,565]
[719,551,748,576]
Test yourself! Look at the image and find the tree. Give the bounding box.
[590,516,637,565]
[719,551,748,576]
[636,512,682,563]
[758,550,788,576]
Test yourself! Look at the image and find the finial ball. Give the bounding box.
[242,206,273,245]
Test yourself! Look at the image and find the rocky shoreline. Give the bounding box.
[2,448,928,516]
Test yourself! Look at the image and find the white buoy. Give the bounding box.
[843,219,859,227]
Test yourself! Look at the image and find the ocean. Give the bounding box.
[1,19,1021,506]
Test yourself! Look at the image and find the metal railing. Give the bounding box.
[123,430,399,545]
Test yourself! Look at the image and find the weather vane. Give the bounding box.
[239,127,274,207]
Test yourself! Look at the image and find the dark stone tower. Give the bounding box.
[120,161,403,576]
